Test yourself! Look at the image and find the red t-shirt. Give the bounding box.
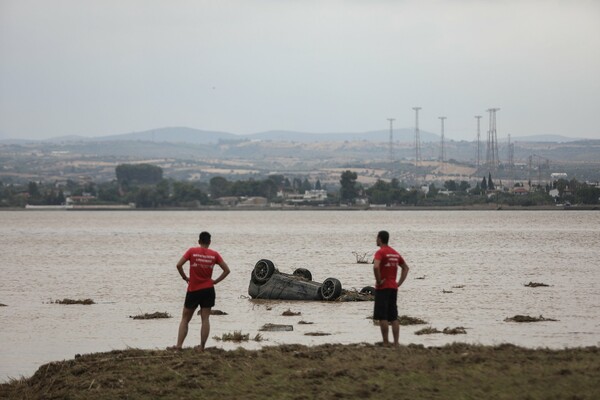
[374,245,405,290]
[182,247,224,292]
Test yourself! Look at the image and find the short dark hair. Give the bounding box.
[199,231,211,245]
[377,230,389,245]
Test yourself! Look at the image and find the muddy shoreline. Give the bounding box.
[1,343,598,399]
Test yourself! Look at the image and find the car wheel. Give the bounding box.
[319,278,342,301]
[360,286,375,295]
[293,268,312,281]
[252,259,276,284]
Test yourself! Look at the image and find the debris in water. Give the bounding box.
[443,327,467,335]
[259,323,294,332]
[53,298,95,305]
[282,309,301,316]
[524,282,550,288]
[414,326,441,335]
[209,309,228,315]
[398,315,428,325]
[442,290,454,294]
[504,315,558,323]
[298,321,314,325]
[336,289,374,302]
[130,312,171,320]
[352,251,371,264]
[214,331,250,342]
[304,332,331,336]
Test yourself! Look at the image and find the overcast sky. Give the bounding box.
[1,0,599,141]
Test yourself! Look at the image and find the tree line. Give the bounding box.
[1,164,598,208]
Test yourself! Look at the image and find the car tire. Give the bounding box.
[252,259,276,284]
[360,286,375,295]
[293,268,312,281]
[319,278,342,301]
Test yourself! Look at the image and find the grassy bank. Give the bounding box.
[1,343,598,399]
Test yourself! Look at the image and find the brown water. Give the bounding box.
[1,210,599,382]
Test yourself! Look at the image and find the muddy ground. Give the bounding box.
[1,343,599,399]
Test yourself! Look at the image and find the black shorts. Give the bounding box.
[184,287,216,310]
[373,289,398,322]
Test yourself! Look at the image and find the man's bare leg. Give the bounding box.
[173,307,194,349]
[379,320,390,345]
[199,307,211,351]
[391,319,400,346]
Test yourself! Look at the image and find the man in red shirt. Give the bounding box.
[170,231,230,351]
[373,230,410,346]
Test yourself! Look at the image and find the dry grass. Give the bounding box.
[1,343,598,399]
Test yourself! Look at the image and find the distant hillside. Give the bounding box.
[0,127,588,145]
[91,127,237,144]
[39,127,439,144]
[509,134,585,143]
[246,128,438,143]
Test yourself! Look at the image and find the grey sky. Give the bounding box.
[1,0,599,141]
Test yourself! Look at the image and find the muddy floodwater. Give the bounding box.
[1,210,599,382]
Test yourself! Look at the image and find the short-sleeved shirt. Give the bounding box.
[374,245,405,290]
[182,247,224,292]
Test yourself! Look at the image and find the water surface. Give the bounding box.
[1,210,599,382]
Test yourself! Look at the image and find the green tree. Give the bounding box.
[302,178,312,193]
[116,164,163,185]
[209,177,231,199]
[458,181,471,192]
[340,170,359,203]
[444,180,458,191]
[488,173,495,190]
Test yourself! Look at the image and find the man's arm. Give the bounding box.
[176,256,189,283]
[373,259,384,286]
[397,262,410,287]
[213,260,231,285]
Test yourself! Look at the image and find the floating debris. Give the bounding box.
[253,333,264,342]
[214,331,250,342]
[282,309,301,316]
[259,323,293,332]
[415,275,426,280]
[352,251,371,264]
[210,309,228,315]
[443,327,467,335]
[130,312,171,320]
[0,303,6,307]
[442,290,454,294]
[298,321,314,325]
[398,315,428,325]
[415,327,441,335]
[452,285,465,289]
[524,282,550,288]
[504,315,558,323]
[304,332,331,336]
[337,289,374,302]
[53,298,95,305]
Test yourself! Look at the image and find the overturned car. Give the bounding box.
[248,259,343,301]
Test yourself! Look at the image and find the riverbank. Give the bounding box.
[1,343,598,399]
